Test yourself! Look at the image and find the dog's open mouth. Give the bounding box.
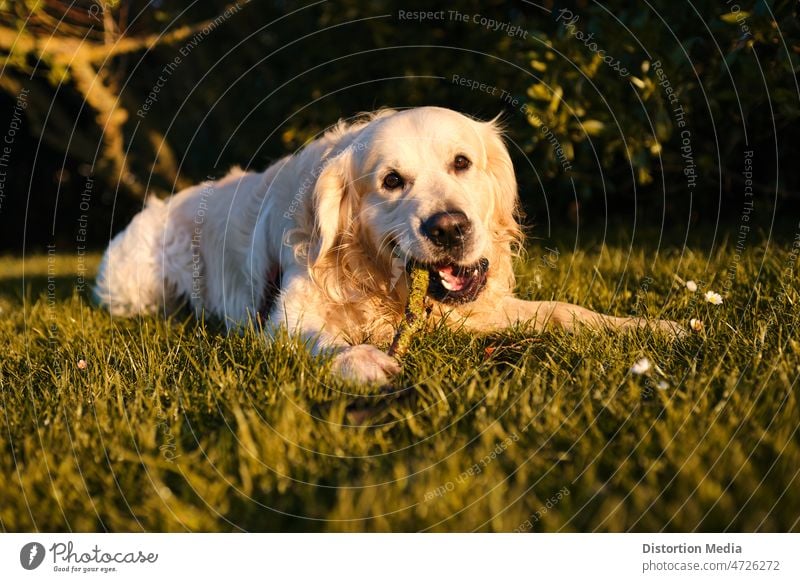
[422,257,489,304]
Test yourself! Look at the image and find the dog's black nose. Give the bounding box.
[421,211,472,248]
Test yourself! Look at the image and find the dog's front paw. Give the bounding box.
[331,344,401,384]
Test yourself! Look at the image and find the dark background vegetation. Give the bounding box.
[0,0,798,253]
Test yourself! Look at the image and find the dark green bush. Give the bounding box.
[0,0,797,250]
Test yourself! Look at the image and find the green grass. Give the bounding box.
[1,238,799,532]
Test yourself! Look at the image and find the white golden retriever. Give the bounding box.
[96,107,681,383]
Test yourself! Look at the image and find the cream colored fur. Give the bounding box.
[96,107,682,383]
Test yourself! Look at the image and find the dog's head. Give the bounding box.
[310,107,521,304]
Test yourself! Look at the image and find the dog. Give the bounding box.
[95,106,682,383]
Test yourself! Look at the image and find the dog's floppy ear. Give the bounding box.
[482,117,522,247]
[310,147,355,265]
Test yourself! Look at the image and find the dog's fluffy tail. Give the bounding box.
[94,197,174,317]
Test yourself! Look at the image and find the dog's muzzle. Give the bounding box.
[420,211,472,251]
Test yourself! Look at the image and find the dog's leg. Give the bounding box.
[95,196,197,317]
[266,270,400,384]
[464,297,685,336]
[95,198,174,316]
[323,343,402,384]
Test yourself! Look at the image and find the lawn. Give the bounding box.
[1,234,798,532]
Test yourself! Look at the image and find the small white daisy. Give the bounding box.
[686,280,698,292]
[689,318,704,332]
[704,291,723,305]
[630,357,652,375]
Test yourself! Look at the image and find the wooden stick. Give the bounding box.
[387,265,431,359]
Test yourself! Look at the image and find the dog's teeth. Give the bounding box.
[441,279,455,291]
[438,270,448,278]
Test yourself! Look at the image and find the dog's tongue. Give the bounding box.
[437,265,468,291]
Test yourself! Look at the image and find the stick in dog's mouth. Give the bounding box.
[390,243,489,304]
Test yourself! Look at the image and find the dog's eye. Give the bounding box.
[454,155,471,171]
[383,171,404,190]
